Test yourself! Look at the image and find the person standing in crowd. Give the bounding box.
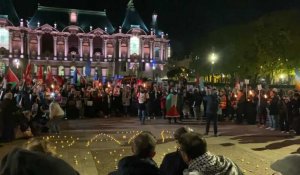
[137,87,148,125]
[192,88,202,120]
[160,90,167,119]
[204,87,219,136]
[257,91,268,128]
[48,98,65,134]
[178,132,244,175]
[236,90,246,124]
[219,89,227,121]
[160,127,190,175]
[0,93,18,142]
[291,92,300,134]
[122,85,131,117]
[268,89,279,130]
[113,132,160,175]
[278,95,289,133]
[201,88,207,119]
[166,89,180,124]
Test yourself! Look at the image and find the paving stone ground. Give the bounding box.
[0,117,299,175]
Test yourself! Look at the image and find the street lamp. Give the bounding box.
[209,52,218,83]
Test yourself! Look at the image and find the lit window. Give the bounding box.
[70,11,77,23]
[0,28,9,50]
[168,45,171,58]
[130,36,140,55]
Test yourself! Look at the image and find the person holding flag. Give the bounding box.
[23,62,32,85]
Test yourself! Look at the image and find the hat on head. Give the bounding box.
[272,88,278,93]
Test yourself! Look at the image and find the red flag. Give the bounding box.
[46,67,53,83]
[23,63,32,84]
[195,75,200,85]
[6,68,19,83]
[53,75,64,86]
[37,65,43,80]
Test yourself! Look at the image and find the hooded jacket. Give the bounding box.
[0,148,79,175]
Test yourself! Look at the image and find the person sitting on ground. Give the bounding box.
[114,131,160,175]
[178,132,244,175]
[160,127,192,175]
[0,139,79,175]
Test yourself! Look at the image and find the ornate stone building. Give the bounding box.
[0,0,170,80]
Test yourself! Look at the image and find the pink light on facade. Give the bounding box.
[70,11,77,23]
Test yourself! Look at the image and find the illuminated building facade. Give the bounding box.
[0,0,171,79]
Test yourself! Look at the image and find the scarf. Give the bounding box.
[188,152,243,175]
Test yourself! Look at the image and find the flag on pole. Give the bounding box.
[85,60,91,76]
[37,65,43,81]
[72,68,78,85]
[23,63,32,84]
[46,67,53,83]
[53,75,64,86]
[6,68,19,85]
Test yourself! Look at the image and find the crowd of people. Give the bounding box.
[0,79,300,141]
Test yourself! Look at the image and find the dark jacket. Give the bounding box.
[0,148,79,175]
[160,151,188,175]
[205,94,219,114]
[269,96,279,115]
[116,155,160,175]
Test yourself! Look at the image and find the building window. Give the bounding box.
[58,66,64,76]
[168,45,171,58]
[70,11,78,23]
[0,28,9,50]
[154,47,160,58]
[130,36,140,55]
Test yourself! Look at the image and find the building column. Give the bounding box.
[27,34,30,58]
[160,42,164,61]
[127,39,130,58]
[104,40,107,58]
[89,38,93,61]
[64,37,68,61]
[165,43,168,61]
[53,36,57,60]
[9,31,13,58]
[113,41,117,59]
[79,38,83,61]
[150,41,153,59]
[118,39,122,58]
[141,39,144,59]
[37,35,41,60]
[20,33,24,58]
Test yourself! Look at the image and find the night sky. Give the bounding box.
[12,0,300,58]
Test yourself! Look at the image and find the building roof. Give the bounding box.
[122,0,149,33]
[0,0,19,25]
[29,5,115,33]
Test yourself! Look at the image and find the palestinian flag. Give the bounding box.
[165,93,180,118]
[23,63,32,84]
[6,68,19,86]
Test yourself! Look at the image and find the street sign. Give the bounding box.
[245,79,249,85]
[257,84,262,91]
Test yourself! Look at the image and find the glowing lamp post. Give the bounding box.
[209,52,218,83]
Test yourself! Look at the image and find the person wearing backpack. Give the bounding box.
[204,87,220,137]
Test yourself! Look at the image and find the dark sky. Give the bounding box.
[12,0,300,57]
